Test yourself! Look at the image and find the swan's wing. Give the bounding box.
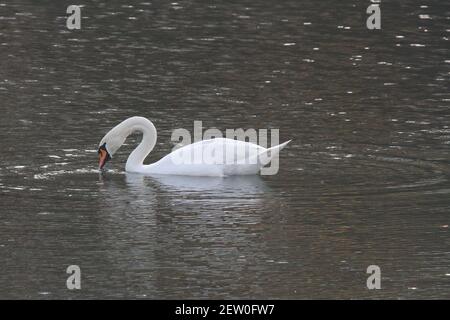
[149,138,289,176]
[161,138,266,164]
[158,138,263,165]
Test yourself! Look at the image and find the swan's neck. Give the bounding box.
[125,118,157,172]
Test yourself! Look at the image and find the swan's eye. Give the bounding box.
[98,142,107,154]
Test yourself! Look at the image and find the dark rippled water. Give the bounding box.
[0,0,449,299]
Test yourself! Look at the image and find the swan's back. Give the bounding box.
[145,138,267,176]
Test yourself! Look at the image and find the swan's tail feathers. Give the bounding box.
[258,140,291,166]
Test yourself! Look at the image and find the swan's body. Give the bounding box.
[98,116,290,177]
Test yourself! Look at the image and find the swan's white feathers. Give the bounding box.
[98,117,290,176]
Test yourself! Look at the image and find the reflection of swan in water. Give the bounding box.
[125,173,270,200]
[96,173,274,298]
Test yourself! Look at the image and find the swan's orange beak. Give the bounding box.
[98,145,111,170]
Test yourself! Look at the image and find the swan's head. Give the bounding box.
[98,123,128,170]
[98,142,111,170]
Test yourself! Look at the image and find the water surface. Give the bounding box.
[0,0,449,299]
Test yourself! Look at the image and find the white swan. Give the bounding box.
[98,116,290,176]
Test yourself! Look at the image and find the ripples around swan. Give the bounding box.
[0,0,449,299]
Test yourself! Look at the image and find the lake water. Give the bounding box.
[0,0,449,299]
